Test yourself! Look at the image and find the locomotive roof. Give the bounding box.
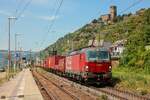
[68,47,109,56]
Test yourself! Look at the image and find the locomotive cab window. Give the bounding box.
[97,51,110,61]
[86,50,110,61]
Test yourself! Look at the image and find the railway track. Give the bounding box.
[38,69,150,100]
[34,76,57,100]
[33,71,61,100]
[98,87,150,100]
[33,71,80,100]
[33,70,96,100]
[91,87,150,100]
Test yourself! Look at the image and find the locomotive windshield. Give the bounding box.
[86,50,110,61]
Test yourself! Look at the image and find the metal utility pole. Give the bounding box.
[98,22,104,48]
[71,40,74,51]
[98,32,101,47]
[19,47,23,69]
[40,51,41,66]
[7,17,17,78]
[30,49,32,66]
[14,33,21,72]
[14,34,17,71]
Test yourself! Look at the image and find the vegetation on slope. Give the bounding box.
[42,8,150,72]
[113,67,150,95]
[119,8,150,73]
[41,8,150,95]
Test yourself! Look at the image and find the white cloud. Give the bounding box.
[20,11,59,21]
[37,16,59,21]
[0,10,11,16]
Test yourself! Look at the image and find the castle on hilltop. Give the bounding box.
[100,5,117,24]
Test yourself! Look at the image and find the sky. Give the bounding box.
[0,0,150,51]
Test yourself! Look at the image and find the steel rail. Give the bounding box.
[33,71,58,100]
[37,71,79,100]
[40,69,150,100]
[99,87,150,100]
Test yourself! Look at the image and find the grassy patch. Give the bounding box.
[0,68,21,86]
[0,77,6,86]
[112,67,150,95]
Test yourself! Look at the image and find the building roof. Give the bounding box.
[111,39,127,47]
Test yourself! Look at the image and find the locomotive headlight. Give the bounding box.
[85,66,89,72]
[109,66,112,71]
[85,66,89,69]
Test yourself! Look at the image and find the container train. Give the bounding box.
[39,47,112,84]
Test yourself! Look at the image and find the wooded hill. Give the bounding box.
[41,8,150,72]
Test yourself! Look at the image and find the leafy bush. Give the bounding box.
[119,9,150,72]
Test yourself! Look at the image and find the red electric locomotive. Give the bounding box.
[65,47,112,84]
[41,47,112,84]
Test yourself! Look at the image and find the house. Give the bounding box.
[110,39,127,57]
[88,39,127,58]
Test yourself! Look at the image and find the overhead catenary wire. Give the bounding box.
[47,0,64,33]
[2,0,32,67]
[90,0,115,22]
[39,0,143,52]
[118,0,143,15]
[41,0,64,48]
[0,0,31,34]
[117,0,143,37]
[93,0,143,21]
[1,0,32,32]
[15,0,33,20]
[39,0,60,48]
[40,0,64,50]
[14,0,25,17]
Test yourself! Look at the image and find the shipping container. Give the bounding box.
[58,57,66,72]
[47,55,65,70]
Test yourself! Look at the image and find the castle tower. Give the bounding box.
[110,5,117,22]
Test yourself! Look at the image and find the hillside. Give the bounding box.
[40,8,150,95]
[42,8,150,70]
